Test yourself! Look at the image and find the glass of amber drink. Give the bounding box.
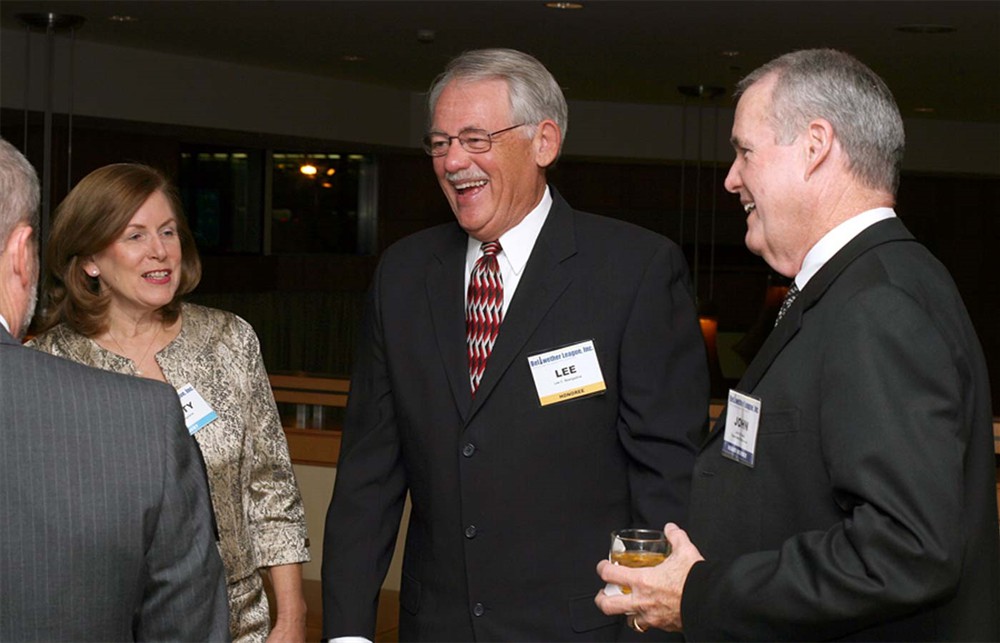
[608,528,669,594]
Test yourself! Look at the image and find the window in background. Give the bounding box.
[270,152,377,255]
[179,148,264,254]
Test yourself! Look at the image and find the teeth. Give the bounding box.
[144,270,168,279]
[744,202,756,214]
[454,179,487,191]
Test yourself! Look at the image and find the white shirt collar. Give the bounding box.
[796,207,896,289]
[0,313,10,334]
[465,186,552,275]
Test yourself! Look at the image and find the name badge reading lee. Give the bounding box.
[528,340,606,406]
[722,389,762,467]
[177,383,218,436]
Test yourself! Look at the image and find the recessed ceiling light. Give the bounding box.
[108,15,137,23]
[545,2,584,9]
[896,24,957,34]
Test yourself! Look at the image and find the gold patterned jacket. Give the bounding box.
[29,303,310,583]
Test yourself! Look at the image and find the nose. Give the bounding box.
[440,140,471,173]
[148,235,167,259]
[723,160,741,194]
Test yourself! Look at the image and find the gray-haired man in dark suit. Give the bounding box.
[596,49,998,641]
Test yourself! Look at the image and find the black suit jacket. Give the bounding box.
[0,327,230,641]
[683,217,1000,641]
[323,189,708,641]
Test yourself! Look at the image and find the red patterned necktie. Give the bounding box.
[466,241,503,394]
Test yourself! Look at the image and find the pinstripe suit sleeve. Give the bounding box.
[134,387,231,641]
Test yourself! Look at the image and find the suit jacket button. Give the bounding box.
[465,525,477,539]
[473,602,485,617]
[462,443,476,457]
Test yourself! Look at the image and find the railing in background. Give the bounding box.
[270,373,349,467]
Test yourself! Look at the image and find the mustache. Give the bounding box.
[445,170,488,183]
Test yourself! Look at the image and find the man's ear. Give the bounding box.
[533,119,562,169]
[803,118,834,180]
[6,223,35,288]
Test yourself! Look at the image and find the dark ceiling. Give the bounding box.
[2,0,999,123]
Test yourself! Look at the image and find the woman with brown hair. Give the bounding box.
[30,163,309,643]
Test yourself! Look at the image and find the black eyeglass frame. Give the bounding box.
[422,123,527,157]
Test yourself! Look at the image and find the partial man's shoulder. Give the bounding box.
[14,338,178,402]
[571,208,679,256]
[382,220,463,259]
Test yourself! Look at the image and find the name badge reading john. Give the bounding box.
[177,383,218,436]
[722,389,762,467]
[528,340,606,406]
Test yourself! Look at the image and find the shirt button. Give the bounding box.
[462,443,476,457]
[473,602,485,617]
[465,525,477,539]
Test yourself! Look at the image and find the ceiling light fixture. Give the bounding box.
[108,15,137,23]
[545,2,583,9]
[17,11,86,247]
[677,83,727,396]
[678,85,726,101]
[17,12,85,30]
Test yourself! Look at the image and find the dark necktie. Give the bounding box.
[466,241,503,394]
[774,282,800,326]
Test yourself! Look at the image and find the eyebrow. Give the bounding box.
[729,135,745,149]
[427,126,488,136]
[125,218,176,230]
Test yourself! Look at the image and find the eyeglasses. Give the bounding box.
[422,123,526,157]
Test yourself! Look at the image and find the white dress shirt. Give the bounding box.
[794,207,896,290]
[464,186,552,316]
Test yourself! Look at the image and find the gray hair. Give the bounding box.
[427,48,569,142]
[737,49,905,195]
[0,137,40,249]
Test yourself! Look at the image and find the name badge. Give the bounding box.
[721,389,762,467]
[177,383,218,436]
[528,340,607,406]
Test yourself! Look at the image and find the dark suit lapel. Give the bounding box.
[698,217,914,450]
[467,193,577,421]
[427,228,474,420]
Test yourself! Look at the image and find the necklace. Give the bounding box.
[107,324,161,376]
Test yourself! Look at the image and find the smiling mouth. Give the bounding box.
[453,179,488,195]
[143,270,170,279]
[744,202,757,214]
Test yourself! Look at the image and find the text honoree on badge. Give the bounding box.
[527,339,607,406]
